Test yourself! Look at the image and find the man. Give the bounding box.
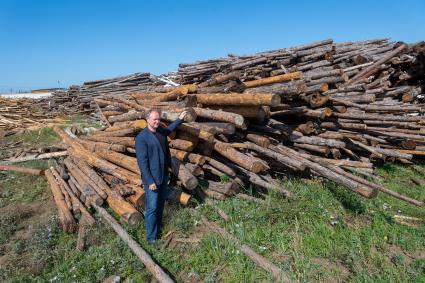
[135,108,188,243]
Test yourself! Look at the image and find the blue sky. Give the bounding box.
[1,0,424,91]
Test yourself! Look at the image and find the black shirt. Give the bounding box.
[153,131,171,172]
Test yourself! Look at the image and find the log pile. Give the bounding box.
[42,127,192,230]
[37,72,173,119]
[0,97,65,137]
[58,38,425,208]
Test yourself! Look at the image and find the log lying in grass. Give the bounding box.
[201,215,292,282]
[93,204,174,283]
[0,164,44,175]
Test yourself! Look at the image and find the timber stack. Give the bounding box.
[48,38,425,229]
[37,72,174,118]
[0,97,64,138]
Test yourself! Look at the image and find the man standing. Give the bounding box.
[135,108,188,243]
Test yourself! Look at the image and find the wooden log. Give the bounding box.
[0,164,44,176]
[412,165,425,175]
[49,167,95,225]
[93,147,140,174]
[68,177,82,200]
[213,141,267,173]
[205,199,230,221]
[102,110,123,117]
[232,142,305,171]
[188,122,235,135]
[193,107,245,128]
[196,93,281,107]
[205,180,239,196]
[243,71,301,88]
[346,44,407,85]
[198,71,241,87]
[159,187,188,206]
[295,121,316,135]
[92,204,174,283]
[54,127,138,184]
[109,110,146,124]
[307,92,329,108]
[411,177,425,186]
[294,143,330,156]
[1,151,68,164]
[64,158,105,204]
[236,193,265,204]
[94,101,111,127]
[196,80,245,93]
[244,80,307,96]
[45,169,78,233]
[76,215,91,251]
[290,131,346,149]
[171,156,198,190]
[78,139,127,153]
[169,139,196,151]
[274,145,378,198]
[95,98,133,111]
[92,128,136,137]
[187,153,207,165]
[202,164,227,177]
[327,165,423,206]
[177,123,202,138]
[203,189,227,200]
[105,119,147,132]
[84,136,135,147]
[209,106,267,121]
[170,148,189,161]
[246,133,270,148]
[201,216,291,282]
[184,163,204,177]
[205,156,236,177]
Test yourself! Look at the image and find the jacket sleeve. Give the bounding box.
[163,118,182,136]
[135,137,155,186]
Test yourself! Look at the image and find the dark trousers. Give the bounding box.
[144,175,168,242]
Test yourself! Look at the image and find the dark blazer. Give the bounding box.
[135,118,182,187]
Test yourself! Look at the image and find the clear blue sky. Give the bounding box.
[1,0,424,91]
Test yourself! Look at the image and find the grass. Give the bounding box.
[1,117,425,282]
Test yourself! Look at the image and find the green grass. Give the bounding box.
[1,119,425,282]
[1,165,425,282]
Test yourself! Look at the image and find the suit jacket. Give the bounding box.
[135,118,182,187]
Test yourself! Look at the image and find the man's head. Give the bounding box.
[146,108,161,131]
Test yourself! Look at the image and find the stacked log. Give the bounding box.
[68,38,425,208]
[43,162,175,281]
[0,97,63,135]
[36,73,174,120]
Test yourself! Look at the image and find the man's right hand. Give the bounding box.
[149,183,157,191]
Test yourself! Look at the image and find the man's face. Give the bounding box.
[147,111,161,130]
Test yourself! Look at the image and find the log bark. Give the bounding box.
[193,107,245,128]
[92,204,174,283]
[274,145,378,198]
[171,157,198,190]
[201,216,291,282]
[196,93,281,107]
[243,71,301,88]
[78,139,127,153]
[0,164,44,176]
[45,169,78,233]
[213,141,267,173]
